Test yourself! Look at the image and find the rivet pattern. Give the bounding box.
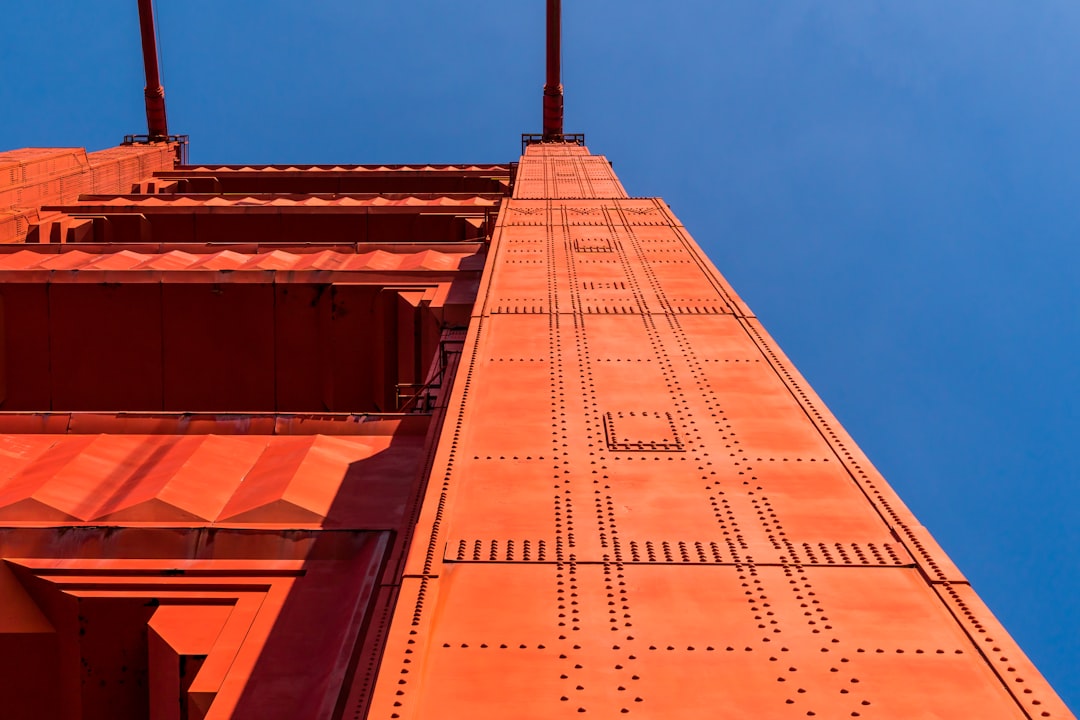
[602,411,683,452]
[365,145,1072,720]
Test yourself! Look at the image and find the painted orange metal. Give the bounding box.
[0,256,475,412]
[0,137,1070,718]
[0,422,425,525]
[0,151,506,718]
[0,145,177,243]
[151,164,511,195]
[19,184,500,246]
[365,143,1075,720]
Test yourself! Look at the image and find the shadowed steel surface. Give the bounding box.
[0,153,506,718]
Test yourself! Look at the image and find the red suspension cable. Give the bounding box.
[542,0,564,141]
[137,0,169,140]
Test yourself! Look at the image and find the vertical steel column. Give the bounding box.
[137,0,169,140]
[542,0,564,141]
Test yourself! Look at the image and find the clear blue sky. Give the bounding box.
[2,1,1076,709]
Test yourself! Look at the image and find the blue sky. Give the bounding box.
[2,1,1077,709]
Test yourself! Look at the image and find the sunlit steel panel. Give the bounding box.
[365,143,1074,720]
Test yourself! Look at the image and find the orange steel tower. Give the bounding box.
[0,3,1072,719]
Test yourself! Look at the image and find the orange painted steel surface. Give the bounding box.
[0,246,483,274]
[0,150,505,717]
[151,165,511,195]
[0,145,177,243]
[0,270,475,413]
[365,144,1074,719]
[0,137,1071,718]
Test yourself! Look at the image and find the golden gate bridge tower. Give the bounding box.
[0,2,1071,718]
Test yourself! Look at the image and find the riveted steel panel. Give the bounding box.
[371,144,1069,718]
[3,135,1063,718]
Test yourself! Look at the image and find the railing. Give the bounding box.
[394,330,466,413]
[122,133,190,164]
[520,133,586,155]
[508,162,519,193]
[395,383,437,413]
